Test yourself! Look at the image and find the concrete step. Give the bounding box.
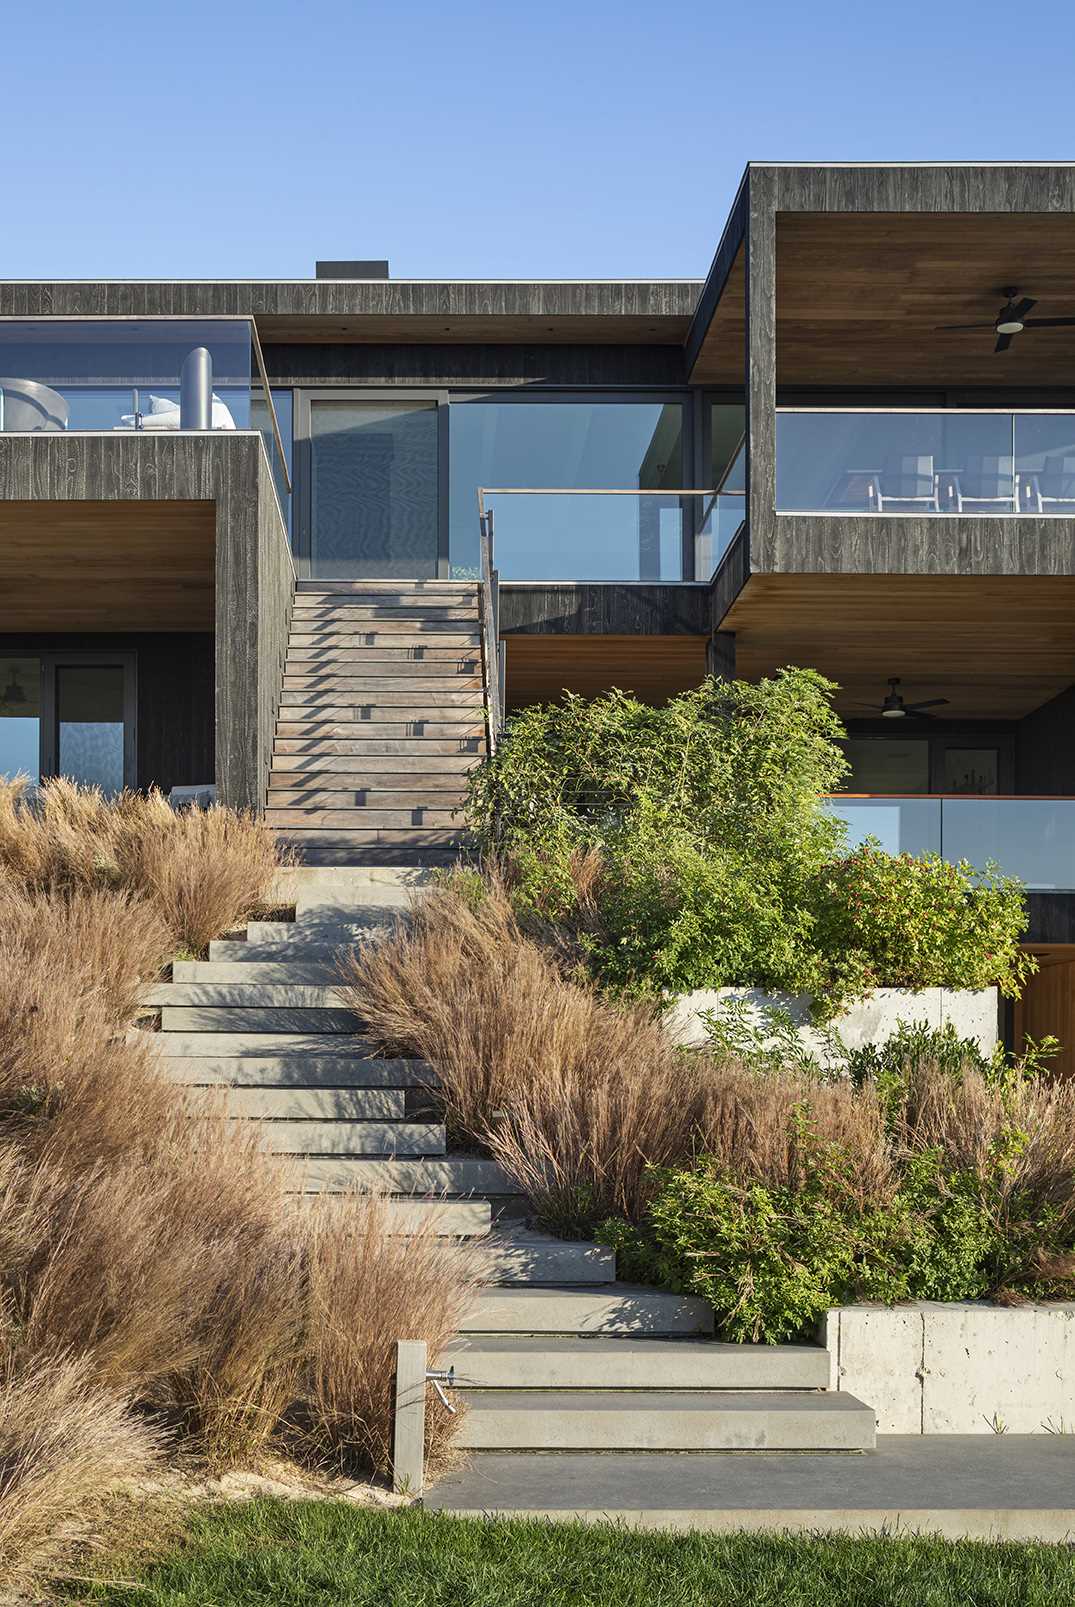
[160,1054,431,1088]
[286,847,463,868]
[296,1155,516,1195]
[213,1087,406,1120]
[159,1007,361,1033]
[267,789,468,810]
[371,1198,490,1236]
[442,1337,831,1391]
[146,983,349,1008]
[257,1119,446,1157]
[461,1285,715,1337]
[476,1232,616,1287]
[456,1391,876,1453]
[267,809,463,829]
[425,1442,1075,1536]
[150,1030,381,1057]
[172,961,341,984]
[207,940,346,962]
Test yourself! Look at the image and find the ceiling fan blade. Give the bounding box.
[905,708,938,720]
[1021,317,1075,328]
[906,698,950,712]
[936,322,996,331]
[1011,297,1037,320]
[995,332,1014,353]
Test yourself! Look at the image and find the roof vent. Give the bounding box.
[315,259,389,279]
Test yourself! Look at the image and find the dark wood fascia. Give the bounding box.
[0,281,701,343]
[767,515,1075,577]
[684,172,749,377]
[708,524,750,631]
[1027,894,1075,945]
[263,342,689,388]
[499,583,710,636]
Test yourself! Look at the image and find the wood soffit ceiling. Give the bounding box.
[691,214,1075,388]
[0,501,214,632]
[721,572,1075,721]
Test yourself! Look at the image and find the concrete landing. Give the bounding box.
[425,1437,1075,1541]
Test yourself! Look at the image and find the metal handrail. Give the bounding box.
[476,489,505,754]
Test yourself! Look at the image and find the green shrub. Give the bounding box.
[465,674,1032,1014]
[811,845,1034,1014]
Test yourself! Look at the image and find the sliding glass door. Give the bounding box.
[0,653,135,795]
[296,394,444,578]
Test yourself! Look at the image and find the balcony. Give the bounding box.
[0,318,290,518]
[823,795,1075,892]
[777,410,1075,517]
[476,485,745,584]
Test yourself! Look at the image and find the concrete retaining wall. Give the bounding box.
[667,987,999,1061]
[821,1303,1075,1434]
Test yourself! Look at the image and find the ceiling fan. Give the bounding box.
[854,679,950,721]
[937,286,1075,353]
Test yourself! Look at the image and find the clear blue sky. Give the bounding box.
[4,0,1073,280]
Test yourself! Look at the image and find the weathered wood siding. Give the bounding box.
[499,583,709,636]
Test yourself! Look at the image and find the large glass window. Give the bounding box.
[0,657,41,781]
[308,400,439,578]
[449,398,685,580]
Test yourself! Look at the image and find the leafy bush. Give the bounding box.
[811,845,1034,1012]
[464,675,1033,1015]
[466,671,849,999]
[599,1044,1075,1342]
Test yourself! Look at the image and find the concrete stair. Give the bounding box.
[267,581,485,866]
[146,859,877,1460]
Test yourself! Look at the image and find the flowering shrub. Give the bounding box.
[810,845,1034,1017]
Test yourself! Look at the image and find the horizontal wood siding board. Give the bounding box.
[499,584,709,636]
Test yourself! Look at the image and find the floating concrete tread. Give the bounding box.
[258,1118,446,1156]
[172,961,342,984]
[456,1390,876,1452]
[160,1007,362,1033]
[150,1030,381,1056]
[442,1336,831,1391]
[462,1284,715,1336]
[213,1086,406,1120]
[160,1055,432,1088]
[476,1232,616,1286]
[296,1155,516,1194]
[147,983,349,1007]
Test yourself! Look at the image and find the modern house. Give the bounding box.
[3,161,1075,1062]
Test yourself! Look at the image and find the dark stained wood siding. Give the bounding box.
[0,434,292,812]
[499,584,709,636]
[767,514,1075,577]
[1017,683,1075,794]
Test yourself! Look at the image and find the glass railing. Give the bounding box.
[823,795,1075,891]
[0,317,291,520]
[777,410,1075,516]
[475,489,737,583]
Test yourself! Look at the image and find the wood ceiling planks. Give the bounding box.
[505,634,707,708]
[722,572,1075,720]
[0,500,215,630]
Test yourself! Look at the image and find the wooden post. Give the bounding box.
[392,1339,428,1496]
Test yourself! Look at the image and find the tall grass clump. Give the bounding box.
[0,1353,167,1595]
[302,1193,482,1479]
[0,775,288,955]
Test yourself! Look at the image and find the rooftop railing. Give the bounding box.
[0,317,291,521]
[777,409,1075,517]
[475,486,743,584]
[823,793,1075,892]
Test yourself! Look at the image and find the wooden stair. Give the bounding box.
[266,581,486,865]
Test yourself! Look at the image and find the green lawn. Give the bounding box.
[70,1499,1075,1607]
